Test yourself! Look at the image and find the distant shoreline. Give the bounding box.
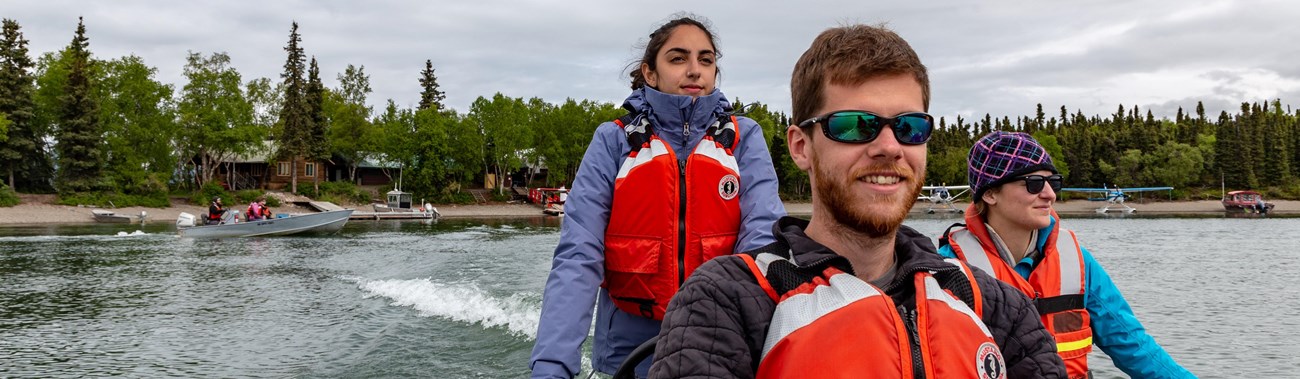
[2,196,1296,227]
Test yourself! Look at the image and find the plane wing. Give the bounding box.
[921,185,970,190]
[1116,186,1173,192]
[1061,186,1173,193]
[1060,187,1112,193]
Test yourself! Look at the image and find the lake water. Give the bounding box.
[1,215,1297,378]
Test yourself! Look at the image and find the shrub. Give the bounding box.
[233,190,263,205]
[435,191,476,205]
[189,183,232,206]
[0,185,19,207]
[489,190,514,202]
[57,191,171,208]
[296,181,371,204]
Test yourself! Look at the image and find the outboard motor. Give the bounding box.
[176,212,196,228]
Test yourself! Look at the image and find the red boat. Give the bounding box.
[1222,190,1273,214]
[529,187,568,216]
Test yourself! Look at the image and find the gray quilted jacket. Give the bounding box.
[648,217,1067,378]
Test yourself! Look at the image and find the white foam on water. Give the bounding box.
[355,277,541,339]
[0,232,156,243]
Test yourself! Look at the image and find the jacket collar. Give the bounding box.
[622,86,731,148]
[772,216,949,278]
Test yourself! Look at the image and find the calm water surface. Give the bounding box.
[1,215,1296,378]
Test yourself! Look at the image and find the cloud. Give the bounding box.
[3,0,1297,122]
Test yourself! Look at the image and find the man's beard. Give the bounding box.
[813,157,923,238]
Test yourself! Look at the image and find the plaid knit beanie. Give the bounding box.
[968,131,1058,200]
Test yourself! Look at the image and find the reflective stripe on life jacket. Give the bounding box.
[602,114,743,320]
[738,249,1006,379]
[947,212,1092,379]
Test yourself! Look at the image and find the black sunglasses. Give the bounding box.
[798,110,934,145]
[1014,174,1063,194]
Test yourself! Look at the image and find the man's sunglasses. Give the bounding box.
[798,110,934,145]
[1014,174,1064,194]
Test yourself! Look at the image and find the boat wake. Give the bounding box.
[353,277,541,339]
[0,232,156,243]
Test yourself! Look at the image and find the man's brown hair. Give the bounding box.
[790,24,930,125]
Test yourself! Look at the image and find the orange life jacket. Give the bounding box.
[601,114,743,320]
[738,248,1006,378]
[945,210,1091,379]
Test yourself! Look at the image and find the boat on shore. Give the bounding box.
[1222,190,1274,214]
[92,209,146,224]
[529,187,568,216]
[367,189,438,219]
[174,209,354,238]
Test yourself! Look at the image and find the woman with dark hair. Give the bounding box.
[207,196,225,225]
[530,14,784,379]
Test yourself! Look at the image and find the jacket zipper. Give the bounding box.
[677,159,688,285]
[677,105,693,285]
[882,265,961,379]
[901,307,926,378]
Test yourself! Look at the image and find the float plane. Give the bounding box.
[1060,185,1173,213]
[917,184,970,214]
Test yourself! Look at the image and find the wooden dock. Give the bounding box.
[349,211,437,220]
[295,201,438,220]
[305,201,346,212]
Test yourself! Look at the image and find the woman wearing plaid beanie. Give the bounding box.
[937,131,1194,379]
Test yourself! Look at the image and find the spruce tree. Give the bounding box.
[305,57,329,193]
[418,59,445,111]
[277,21,309,194]
[54,17,103,194]
[0,19,51,191]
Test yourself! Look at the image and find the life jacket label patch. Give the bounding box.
[718,174,739,200]
[977,342,1006,379]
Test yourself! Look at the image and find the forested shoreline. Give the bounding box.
[2,18,1297,208]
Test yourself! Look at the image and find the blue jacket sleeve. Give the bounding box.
[530,123,624,379]
[732,117,785,252]
[936,244,957,259]
[1083,247,1196,378]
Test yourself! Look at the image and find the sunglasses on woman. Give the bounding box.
[1014,174,1064,194]
[798,110,934,145]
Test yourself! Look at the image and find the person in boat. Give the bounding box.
[648,24,1064,378]
[207,196,226,225]
[530,13,785,379]
[936,131,1195,378]
[259,198,273,219]
[247,197,265,221]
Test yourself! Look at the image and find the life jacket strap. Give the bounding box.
[702,115,738,149]
[937,222,967,249]
[1035,294,1085,315]
[613,112,740,150]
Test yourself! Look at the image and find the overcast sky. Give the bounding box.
[5,0,1299,123]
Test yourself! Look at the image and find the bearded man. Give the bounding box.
[647,24,1067,379]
